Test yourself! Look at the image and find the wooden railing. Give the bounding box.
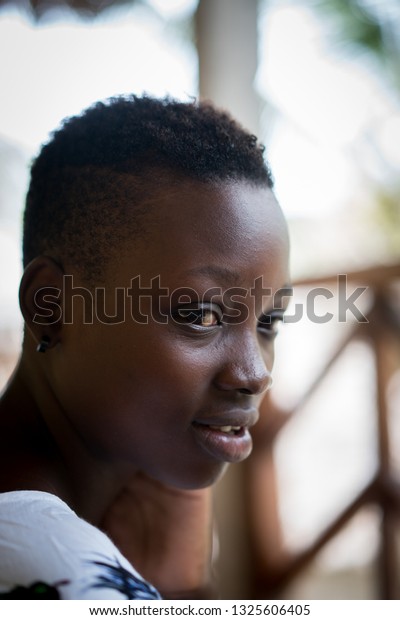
[245,264,400,599]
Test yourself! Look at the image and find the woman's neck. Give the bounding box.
[0,357,133,524]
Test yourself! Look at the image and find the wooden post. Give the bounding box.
[372,294,400,599]
[195,0,261,135]
[195,0,263,598]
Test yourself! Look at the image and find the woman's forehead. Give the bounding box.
[111,179,290,292]
[146,178,287,247]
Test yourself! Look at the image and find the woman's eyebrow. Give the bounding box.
[181,269,293,302]
[182,265,241,286]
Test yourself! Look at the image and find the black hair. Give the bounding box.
[23,95,274,281]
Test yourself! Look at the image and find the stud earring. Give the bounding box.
[36,336,51,353]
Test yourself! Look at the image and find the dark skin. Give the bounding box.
[0,178,289,597]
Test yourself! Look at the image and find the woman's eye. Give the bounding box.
[174,305,222,328]
[258,313,284,339]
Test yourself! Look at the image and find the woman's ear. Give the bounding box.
[19,256,64,351]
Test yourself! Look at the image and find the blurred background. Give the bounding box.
[0,0,399,600]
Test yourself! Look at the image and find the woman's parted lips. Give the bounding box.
[190,410,258,462]
[192,408,259,433]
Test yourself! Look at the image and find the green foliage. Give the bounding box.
[309,0,400,91]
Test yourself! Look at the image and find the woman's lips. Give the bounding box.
[191,421,253,463]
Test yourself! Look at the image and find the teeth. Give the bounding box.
[210,425,241,433]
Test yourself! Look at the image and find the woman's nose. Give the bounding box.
[213,333,273,396]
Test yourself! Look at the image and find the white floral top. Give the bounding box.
[0,491,161,600]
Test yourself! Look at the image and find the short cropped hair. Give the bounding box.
[23,95,273,282]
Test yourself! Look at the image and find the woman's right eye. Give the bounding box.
[173,304,222,329]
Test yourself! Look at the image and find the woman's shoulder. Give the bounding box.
[0,490,161,600]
